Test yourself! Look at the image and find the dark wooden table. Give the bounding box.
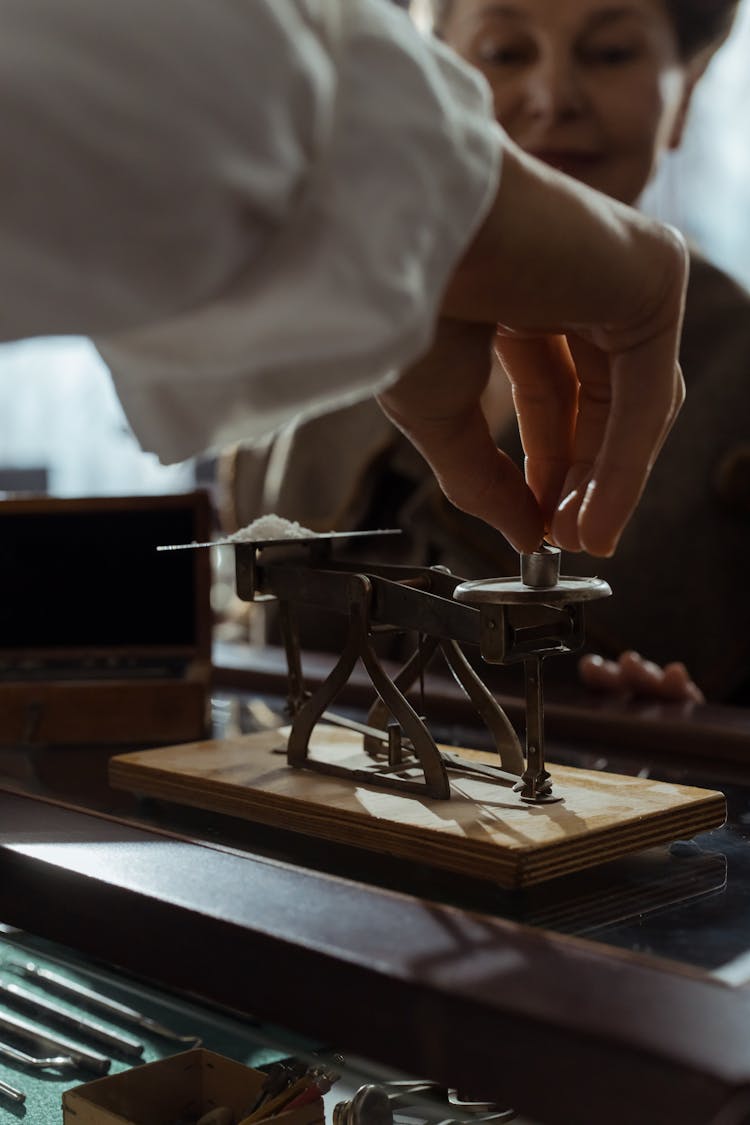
[1,644,749,1125]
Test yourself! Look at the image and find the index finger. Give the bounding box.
[572,333,685,556]
[494,332,579,529]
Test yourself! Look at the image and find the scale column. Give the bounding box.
[515,654,553,802]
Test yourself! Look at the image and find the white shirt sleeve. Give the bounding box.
[0,0,502,462]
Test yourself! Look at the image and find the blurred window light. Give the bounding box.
[0,337,193,497]
[629,2,750,288]
[1,1,748,494]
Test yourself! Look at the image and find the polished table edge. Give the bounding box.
[0,785,748,1125]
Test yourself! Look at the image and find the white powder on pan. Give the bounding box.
[228,514,317,542]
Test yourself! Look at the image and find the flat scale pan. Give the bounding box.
[156,529,401,552]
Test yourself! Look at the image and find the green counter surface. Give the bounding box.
[0,928,321,1123]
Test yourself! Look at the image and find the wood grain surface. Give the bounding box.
[110,727,726,887]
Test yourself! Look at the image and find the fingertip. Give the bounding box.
[579,540,616,559]
[550,490,584,553]
[663,663,706,704]
[505,520,547,556]
[577,506,620,558]
[621,650,661,677]
[578,652,621,692]
[558,489,579,512]
[577,478,631,557]
[485,487,545,555]
[577,524,620,559]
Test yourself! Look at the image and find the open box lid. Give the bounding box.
[0,491,211,674]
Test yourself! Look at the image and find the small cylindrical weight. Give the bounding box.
[521,545,560,588]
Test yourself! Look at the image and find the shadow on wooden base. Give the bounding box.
[109,726,726,889]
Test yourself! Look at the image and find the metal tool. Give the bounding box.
[0,977,144,1058]
[0,1037,81,1074]
[333,1083,516,1125]
[0,1075,25,1104]
[159,531,610,804]
[241,1057,339,1122]
[334,1085,394,1125]
[0,1009,110,1073]
[244,1058,310,1116]
[4,960,200,1046]
[239,1075,318,1124]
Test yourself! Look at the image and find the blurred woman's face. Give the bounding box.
[441,0,695,204]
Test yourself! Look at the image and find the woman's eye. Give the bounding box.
[580,42,641,65]
[475,39,534,66]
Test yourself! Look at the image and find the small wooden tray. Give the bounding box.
[110,727,726,888]
[63,1048,324,1125]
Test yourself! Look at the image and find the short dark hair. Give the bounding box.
[423,0,741,61]
[665,0,740,59]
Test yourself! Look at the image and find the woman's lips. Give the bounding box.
[528,149,604,177]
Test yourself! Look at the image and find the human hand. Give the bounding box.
[579,651,705,704]
[378,317,546,551]
[380,141,688,557]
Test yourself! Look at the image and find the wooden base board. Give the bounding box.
[110,727,726,888]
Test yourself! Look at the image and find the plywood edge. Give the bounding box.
[517,798,726,886]
[110,762,725,890]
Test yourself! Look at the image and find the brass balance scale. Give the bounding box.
[110,531,725,889]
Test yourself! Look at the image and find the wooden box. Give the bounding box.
[0,492,212,746]
[62,1048,325,1125]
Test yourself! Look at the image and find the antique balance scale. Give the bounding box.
[110,531,725,888]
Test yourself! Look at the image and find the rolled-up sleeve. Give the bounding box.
[0,0,502,461]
